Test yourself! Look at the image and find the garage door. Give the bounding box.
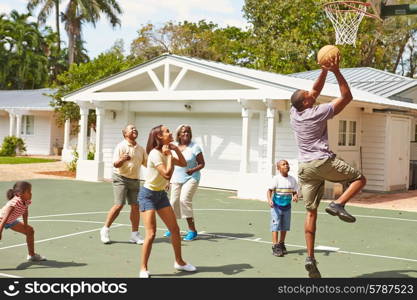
[135,113,242,190]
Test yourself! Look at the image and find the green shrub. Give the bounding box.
[87,151,95,160]
[0,136,26,156]
[67,150,78,172]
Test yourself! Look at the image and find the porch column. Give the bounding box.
[63,119,71,151]
[266,107,276,176]
[240,107,251,173]
[77,104,89,160]
[9,113,15,136]
[94,106,104,162]
[15,114,22,138]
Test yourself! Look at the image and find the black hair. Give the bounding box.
[146,125,164,154]
[7,181,32,200]
[290,89,306,111]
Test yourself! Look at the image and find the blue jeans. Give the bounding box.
[270,206,291,231]
[138,187,171,212]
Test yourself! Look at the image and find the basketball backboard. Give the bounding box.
[368,0,417,19]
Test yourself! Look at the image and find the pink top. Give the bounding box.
[0,196,31,223]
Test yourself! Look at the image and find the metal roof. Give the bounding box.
[289,67,417,99]
[64,54,417,111]
[0,88,55,110]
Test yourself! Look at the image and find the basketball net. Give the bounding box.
[324,1,371,46]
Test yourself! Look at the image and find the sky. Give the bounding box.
[0,0,249,58]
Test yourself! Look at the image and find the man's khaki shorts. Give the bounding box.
[298,157,363,210]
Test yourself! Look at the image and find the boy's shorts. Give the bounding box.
[298,157,363,210]
[270,206,291,231]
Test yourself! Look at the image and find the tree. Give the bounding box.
[27,0,62,52]
[0,10,50,89]
[242,0,417,76]
[50,42,142,127]
[62,0,122,65]
[130,20,254,67]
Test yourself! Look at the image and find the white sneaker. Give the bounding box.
[100,227,110,244]
[27,254,47,261]
[139,270,150,278]
[129,232,144,245]
[174,262,197,272]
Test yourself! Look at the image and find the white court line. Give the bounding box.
[0,273,22,278]
[0,224,124,251]
[2,210,414,264]
[28,209,417,223]
[194,208,417,223]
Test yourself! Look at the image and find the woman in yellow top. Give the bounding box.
[138,124,197,278]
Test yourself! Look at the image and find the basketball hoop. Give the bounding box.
[324,1,379,46]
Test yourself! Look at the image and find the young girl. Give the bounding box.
[138,125,196,278]
[0,181,46,261]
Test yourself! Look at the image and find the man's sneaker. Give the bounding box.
[305,257,321,278]
[279,242,288,254]
[174,262,197,272]
[163,231,171,237]
[129,232,144,245]
[325,201,356,223]
[100,227,110,244]
[27,254,47,262]
[139,270,150,278]
[183,231,197,241]
[272,243,284,257]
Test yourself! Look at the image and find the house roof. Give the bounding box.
[64,54,417,111]
[289,67,417,100]
[0,88,55,110]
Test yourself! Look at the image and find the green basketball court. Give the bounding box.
[0,179,415,278]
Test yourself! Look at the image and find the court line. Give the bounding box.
[0,224,124,251]
[0,273,22,278]
[4,210,415,264]
[30,219,415,264]
[28,209,417,223]
[194,208,417,223]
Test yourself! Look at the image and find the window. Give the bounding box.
[21,115,34,135]
[338,120,357,147]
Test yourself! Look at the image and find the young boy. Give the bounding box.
[267,160,298,257]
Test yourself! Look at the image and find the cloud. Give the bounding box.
[119,0,241,28]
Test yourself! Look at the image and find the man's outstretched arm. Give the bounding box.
[330,67,353,116]
[308,67,328,100]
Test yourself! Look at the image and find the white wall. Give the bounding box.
[0,112,8,143]
[361,113,387,191]
[49,114,64,153]
[22,113,53,155]
[134,112,242,190]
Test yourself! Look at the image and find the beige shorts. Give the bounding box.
[170,178,199,219]
[298,157,363,210]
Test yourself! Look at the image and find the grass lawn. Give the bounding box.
[0,156,57,164]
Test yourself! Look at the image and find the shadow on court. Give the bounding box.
[151,263,254,277]
[0,260,87,271]
[356,270,417,278]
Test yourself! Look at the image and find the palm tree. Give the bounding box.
[2,10,49,89]
[27,0,122,65]
[63,0,122,65]
[27,0,62,52]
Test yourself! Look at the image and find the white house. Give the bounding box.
[63,54,417,201]
[0,89,65,156]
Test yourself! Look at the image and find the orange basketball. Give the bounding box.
[317,45,340,66]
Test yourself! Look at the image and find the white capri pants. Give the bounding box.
[170,178,199,219]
